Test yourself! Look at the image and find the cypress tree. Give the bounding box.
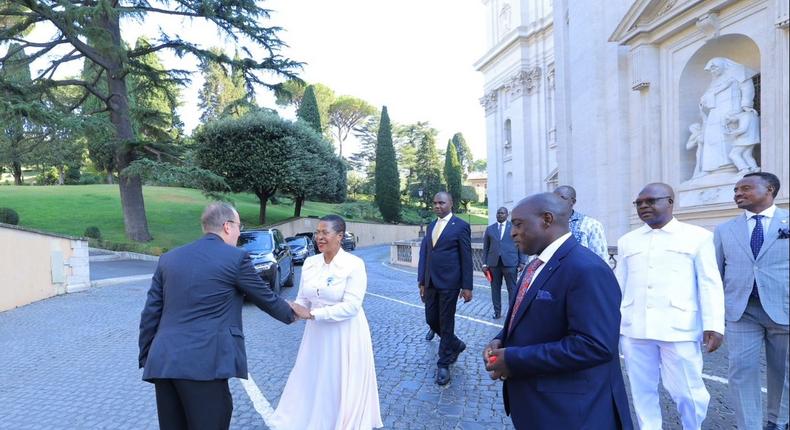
[297,85,322,133]
[415,128,444,208]
[444,140,463,212]
[374,106,401,222]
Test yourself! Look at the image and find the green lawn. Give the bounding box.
[0,185,487,254]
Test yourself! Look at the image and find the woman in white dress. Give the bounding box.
[271,215,383,430]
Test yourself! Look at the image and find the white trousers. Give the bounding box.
[620,336,710,430]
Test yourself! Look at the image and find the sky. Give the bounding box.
[12,0,488,159]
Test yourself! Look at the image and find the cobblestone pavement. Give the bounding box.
[0,245,770,429]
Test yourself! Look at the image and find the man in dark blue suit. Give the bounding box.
[139,203,308,429]
[483,193,632,429]
[483,206,526,318]
[418,191,473,385]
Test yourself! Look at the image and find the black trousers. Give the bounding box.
[424,287,464,367]
[153,378,232,430]
[490,265,518,315]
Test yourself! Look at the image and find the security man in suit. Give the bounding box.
[139,203,309,429]
[714,172,789,430]
[418,191,473,385]
[482,206,526,319]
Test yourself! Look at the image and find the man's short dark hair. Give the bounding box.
[744,172,781,198]
[320,214,346,235]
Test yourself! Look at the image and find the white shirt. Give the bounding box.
[432,212,453,244]
[499,222,507,240]
[294,248,367,321]
[744,204,776,238]
[531,232,572,281]
[615,218,725,341]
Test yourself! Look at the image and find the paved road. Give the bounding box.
[0,245,768,429]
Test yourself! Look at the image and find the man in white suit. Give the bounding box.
[616,183,725,430]
[714,172,789,430]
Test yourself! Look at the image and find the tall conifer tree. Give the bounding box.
[374,106,400,222]
[297,85,322,133]
[444,140,463,212]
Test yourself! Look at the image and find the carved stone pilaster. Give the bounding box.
[505,67,542,98]
[479,91,498,115]
[546,65,555,90]
[777,0,789,28]
[630,44,658,91]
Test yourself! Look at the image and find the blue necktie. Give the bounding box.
[750,214,764,298]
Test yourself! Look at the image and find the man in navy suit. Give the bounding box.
[418,191,473,385]
[139,203,308,429]
[483,206,526,319]
[483,193,632,429]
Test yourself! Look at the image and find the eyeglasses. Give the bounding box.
[632,196,671,207]
[226,220,244,230]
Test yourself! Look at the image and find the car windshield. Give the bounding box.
[238,233,274,253]
[287,237,307,247]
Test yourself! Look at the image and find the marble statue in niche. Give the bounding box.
[690,57,760,178]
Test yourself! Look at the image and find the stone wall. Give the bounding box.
[0,224,89,312]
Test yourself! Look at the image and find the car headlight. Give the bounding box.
[296,249,307,255]
[254,262,273,271]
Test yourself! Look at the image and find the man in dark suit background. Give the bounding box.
[418,191,473,385]
[482,206,526,319]
[139,203,309,429]
[483,193,632,429]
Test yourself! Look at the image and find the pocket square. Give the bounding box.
[536,290,553,300]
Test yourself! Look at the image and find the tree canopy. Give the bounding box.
[444,139,463,212]
[0,0,301,241]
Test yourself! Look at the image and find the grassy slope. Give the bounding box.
[0,185,487,252]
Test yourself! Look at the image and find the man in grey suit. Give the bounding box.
[139,203,310,429]
[482,207,525,319]
[714,172,789,430]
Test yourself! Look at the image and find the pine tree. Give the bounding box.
[374,106,400,222]
[0,43,33,185]
[444,140,463,212]
[297,85,322,133]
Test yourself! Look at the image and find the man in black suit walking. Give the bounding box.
[139,202,309,429]
[418,192,473,385]
[483,206,526,318]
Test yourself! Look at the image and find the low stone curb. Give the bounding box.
[89,247,160,262]
[90,274,153,288]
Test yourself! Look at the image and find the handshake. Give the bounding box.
[288,301,314,320]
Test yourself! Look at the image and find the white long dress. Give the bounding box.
[270,249,383,430]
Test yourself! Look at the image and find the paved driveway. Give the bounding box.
[0,245,765,429]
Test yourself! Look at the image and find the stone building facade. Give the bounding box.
[477,0,789,241]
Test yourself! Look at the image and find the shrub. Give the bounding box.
[78,173,102,185]
[0,207,20,225]
[35,168,59,185]
[84,226,102,240]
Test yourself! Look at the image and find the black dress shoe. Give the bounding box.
[435,367,450,385]
[493,312,501,319]
[425,328,435,341]
[449,341,466,364]
[764,422,789,430]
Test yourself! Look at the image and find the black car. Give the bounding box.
[285,236,316,264]
[341,232,357,251]
[237,229,294,293]
[295,232,320,253]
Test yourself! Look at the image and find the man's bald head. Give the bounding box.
[553,185,577,210]
[432,191,453,218]
[510,193,571,255]
[635,182,675,229]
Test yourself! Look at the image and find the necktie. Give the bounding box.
[432,218,445,246]
[750,214,764,298]
[499,223,505,240]
[507,258,544,335]
[750,215,764,258]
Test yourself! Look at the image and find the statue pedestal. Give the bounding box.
[678,167,742,207]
